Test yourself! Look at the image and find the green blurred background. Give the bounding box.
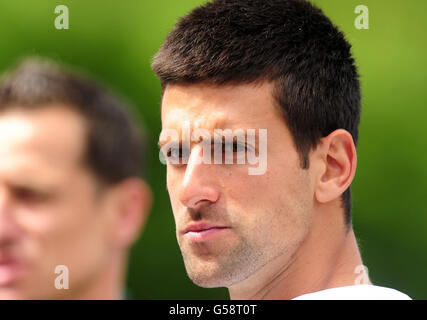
[0,0,425,299]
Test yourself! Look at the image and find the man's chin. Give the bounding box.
[184,260,240,289]
[188,273,229,288]
[0,283,62,300]
[0,288,30,300]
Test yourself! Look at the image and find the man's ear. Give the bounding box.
[107,178,152,249]
[314,129,357,204]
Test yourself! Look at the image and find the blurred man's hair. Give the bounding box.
[0,58,145,185]
[152,0,361,226]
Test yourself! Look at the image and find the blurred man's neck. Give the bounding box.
[65,254,127,300]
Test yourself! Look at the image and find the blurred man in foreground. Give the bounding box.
[0,58,152,299]
[153,0,410,299]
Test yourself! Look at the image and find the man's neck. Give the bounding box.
[229,205,368,300]
[61,254,127,300]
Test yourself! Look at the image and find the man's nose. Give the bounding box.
[0,188,19,247]
[178,144,220,210]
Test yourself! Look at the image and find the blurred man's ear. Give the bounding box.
[106,178,152,249]
[314,129,357,204]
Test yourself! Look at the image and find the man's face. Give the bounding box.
[161,82,316,288]
[0,106,112,299]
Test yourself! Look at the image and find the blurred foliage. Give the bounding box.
[0,0,425,299]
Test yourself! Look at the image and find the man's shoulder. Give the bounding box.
[292,285,411,300]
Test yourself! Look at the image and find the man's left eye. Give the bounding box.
[14,187,49,203]
[224,142,247,153]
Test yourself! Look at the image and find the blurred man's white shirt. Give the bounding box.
[293,285,411,300]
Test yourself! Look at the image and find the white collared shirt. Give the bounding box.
[292,285,411,300]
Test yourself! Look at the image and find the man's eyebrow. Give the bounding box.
[157,139,180,149]
[157,140,168,149]
[158,116,244,149]
[7,177,60,192]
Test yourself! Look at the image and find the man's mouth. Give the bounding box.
[0,256,27,286]
[183,223,230,241]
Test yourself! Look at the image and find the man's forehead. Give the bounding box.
[161,82,277,130]
[0,106,87,172]
[162,107,231,132]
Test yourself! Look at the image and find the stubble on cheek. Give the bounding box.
[177,225,270,288]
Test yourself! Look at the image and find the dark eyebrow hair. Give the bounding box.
[157,138,181,149]
[158,126,258,148]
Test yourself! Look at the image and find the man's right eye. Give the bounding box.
[166,146,190,163]
[12,187,50,203]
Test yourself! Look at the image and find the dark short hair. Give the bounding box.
[0,58,145,185]
[152,0,361,227]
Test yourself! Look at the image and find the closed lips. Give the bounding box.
[184,224,229,233]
